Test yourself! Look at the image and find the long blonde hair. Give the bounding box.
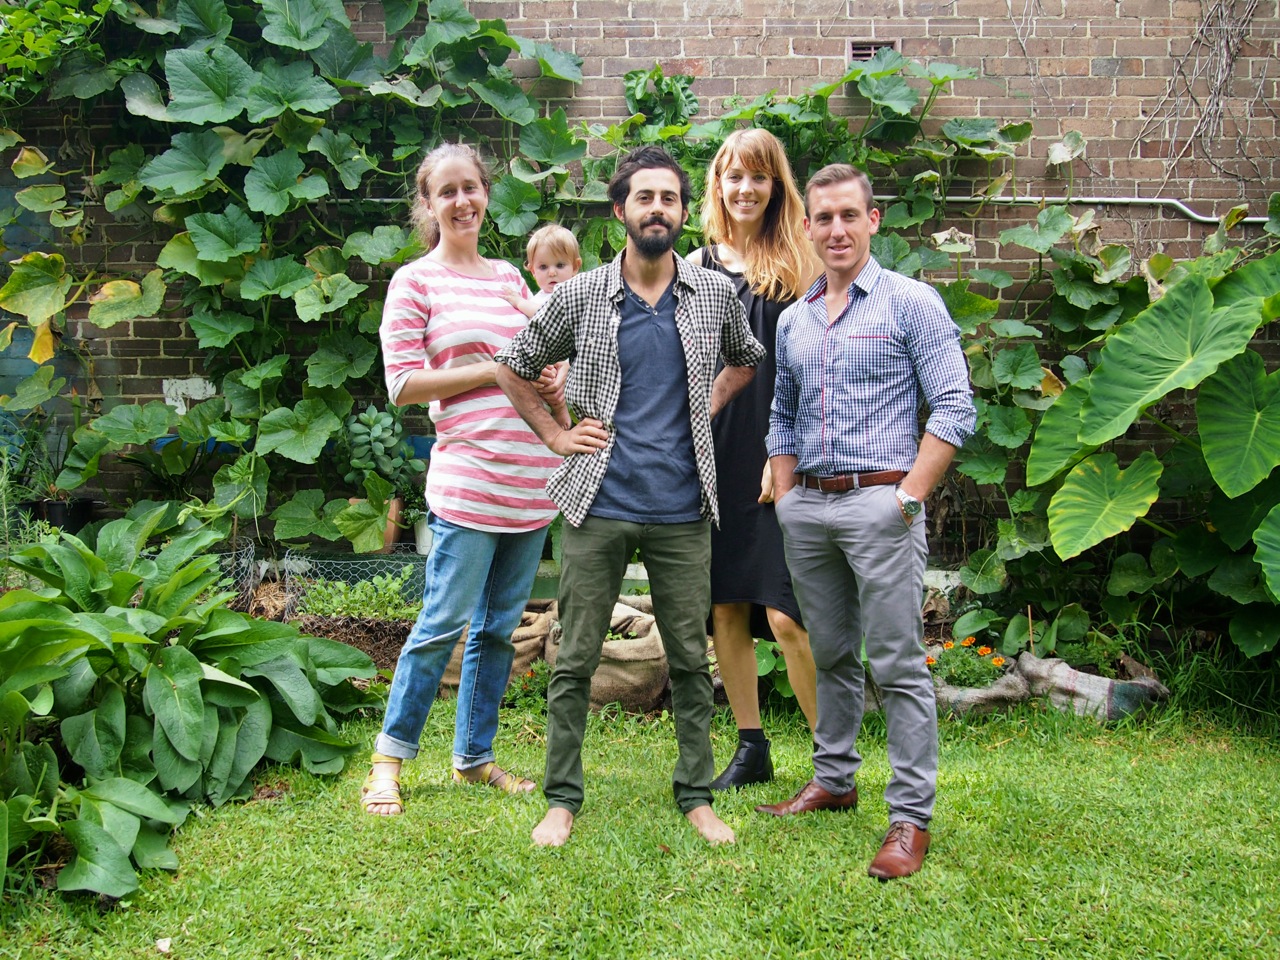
[410,142,492,251]
[701,129,817,302]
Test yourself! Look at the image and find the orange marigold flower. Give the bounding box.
[961,637,976,647]
[977,646,993,656]
[925,655,937,666]
[991,656,1006,667]
[943,641,954,649]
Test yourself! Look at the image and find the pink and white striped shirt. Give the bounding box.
[381,256,559,533]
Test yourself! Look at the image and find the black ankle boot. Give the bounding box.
[710,738,774,791]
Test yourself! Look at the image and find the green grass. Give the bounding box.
[3,702,1278,960]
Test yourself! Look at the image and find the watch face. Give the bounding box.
[902,499,922,516]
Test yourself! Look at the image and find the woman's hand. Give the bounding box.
[757,461,774,504]
[534,361,567,409]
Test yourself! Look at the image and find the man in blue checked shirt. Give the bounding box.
[755,164,975,880]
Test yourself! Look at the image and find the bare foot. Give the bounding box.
[362,759,403,816]
[532,807,574,846]
[686,804,735,845]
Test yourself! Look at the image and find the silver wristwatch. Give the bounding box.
[895,487,923,517]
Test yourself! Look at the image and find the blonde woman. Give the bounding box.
[362,143,565,815]
[687,128,820,789]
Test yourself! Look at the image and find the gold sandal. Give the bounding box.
[451,761,536,795]
[361,753,404,815]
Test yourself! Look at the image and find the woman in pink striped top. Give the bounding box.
[362,143,565,816]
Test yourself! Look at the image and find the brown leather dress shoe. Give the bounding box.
[754,780,857,816]
[867,822,930,879]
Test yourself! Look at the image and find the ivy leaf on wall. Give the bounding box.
[404,0,478,64]
[488,176,541,237]
[293,275,368,322]
[341,226,415,265]
[0,252,71,326]
[15,184,66,213]
[246,60,342,121]
[241,256,313,300]
[157,234,245,285]
[382,0,420,35]
[511,38,584,83]
[120,73,174,122]
[521,109,587,167]
[992,344,1044,390]
[165,45,257,124]
[1048,452,1163,560]
[245,150,329,216]
[240,355,291,390]
[1198,350,1280,499]
[177,0,233,41]
[936,279,998,335]
[308,128,374,190]
[261,0,343,52]
[90,401,176,446]
[87,270,167,328]
[305,331,378,388]
[985,405,1032,448]
[256,399,341,463]
[468,77,537,126]
[367,77,443,108]
[309,22,381,86]
[189,307,254,348]
[0,365,65,411]
[186,206,262,262]
[858,75,918,116]
[138,130,227,196]
[999,205,1073,254]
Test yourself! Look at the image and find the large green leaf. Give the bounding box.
[58,820,139,898]
[1197,350,1280,498]
[525,40,583,83]
[293,274,367,322]
[1230,604,1280,657]
[1207,554,1272,605]
[367,76,442,108]
[89,400,174,445]
[1079,275,1261,445]
[241,256,314,300]
[213,453,270,518]
[186,205,262,262]
[999,206,1072,255]
[958,548,1007,594]
[261,0,342,51]
[138,130,227,195]
[0,252,70,325]
[146,645,206,761]
[121,72,173,122]
[255,399,341,463]
[87,270,166,328]
[1047,452,1163,559]
[953,434,1008,485]
[489,175,541,237]
[985,404,1032,449]
[1,365,64,411]
[269,489,343,541]
[164,44,257,124]
[341,225,414,265]
[1208,473,1280,550]
[178,0,233,40]
[264,710,358,772]
[992,344,1044,390]
[404,0,478,63]
[131,823,180,870]
[309,22,381,86]
[1025,380,1094,487]
[189,307,254,348]
[858,75,918,115]
[152,722,201,793]
[468,77,537,126]
[308,128,374,190]
[157,234,245,285]
[935,280,998,336]
[244,655,321,726]
[82,778,184,824]
[61,686,126,780]
[15,183,66,212]
[520,109,587,166]
[306,331,377,388]
[1251,502,1280,602]
[383,0,420,33]
[246,59,342,120]
[1210,248,1280,320]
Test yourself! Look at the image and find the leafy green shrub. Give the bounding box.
[1056,632,1126,679]
[502,659,550,713]
[296,566,421,621]
[755,639,797,699]
[1,505,379,898]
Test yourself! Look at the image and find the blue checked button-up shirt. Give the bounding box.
[497,250,766,527]
[767,257,975,474]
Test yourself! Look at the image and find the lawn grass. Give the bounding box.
[3,701,1277,960]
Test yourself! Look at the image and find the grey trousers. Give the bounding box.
[775,483,936,829]
[545,516,715,815]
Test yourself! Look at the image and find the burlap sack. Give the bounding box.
[545,600,669,712]
[439,599,555,694]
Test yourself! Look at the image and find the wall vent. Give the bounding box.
[848,40,895,61]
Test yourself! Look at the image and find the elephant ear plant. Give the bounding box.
[0,504,378,898]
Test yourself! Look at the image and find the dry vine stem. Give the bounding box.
[1131,0,1269,191]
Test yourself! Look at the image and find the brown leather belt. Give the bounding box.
[798,470,906,493]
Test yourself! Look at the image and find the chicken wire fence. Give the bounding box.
[280,544,428,619]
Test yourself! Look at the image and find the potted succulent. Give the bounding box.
[335,405,425,553]
[398,473,432,556]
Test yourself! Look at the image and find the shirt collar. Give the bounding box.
[607,248,695,300]
[804,256,884,303]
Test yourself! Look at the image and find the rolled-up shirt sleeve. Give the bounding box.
[380,270,429,406]
[495,287,574,380]
[910,286,976,449]
[766,307,799,458]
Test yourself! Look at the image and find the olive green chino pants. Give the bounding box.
[544,516,716,815]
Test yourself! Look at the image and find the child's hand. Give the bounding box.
[500,285,521,306]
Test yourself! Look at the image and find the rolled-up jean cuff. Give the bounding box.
[374,732,420,761]
[452,752,496,772]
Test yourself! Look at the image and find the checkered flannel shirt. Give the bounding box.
[496,250,766,527]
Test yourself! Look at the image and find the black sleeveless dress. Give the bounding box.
[700,246,803,635]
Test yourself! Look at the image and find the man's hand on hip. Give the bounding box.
[550,418,609,456]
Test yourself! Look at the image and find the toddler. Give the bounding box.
[503,224,582,318]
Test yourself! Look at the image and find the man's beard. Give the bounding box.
[626,213,678,258]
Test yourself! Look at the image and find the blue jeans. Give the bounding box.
[375,514,547,770]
